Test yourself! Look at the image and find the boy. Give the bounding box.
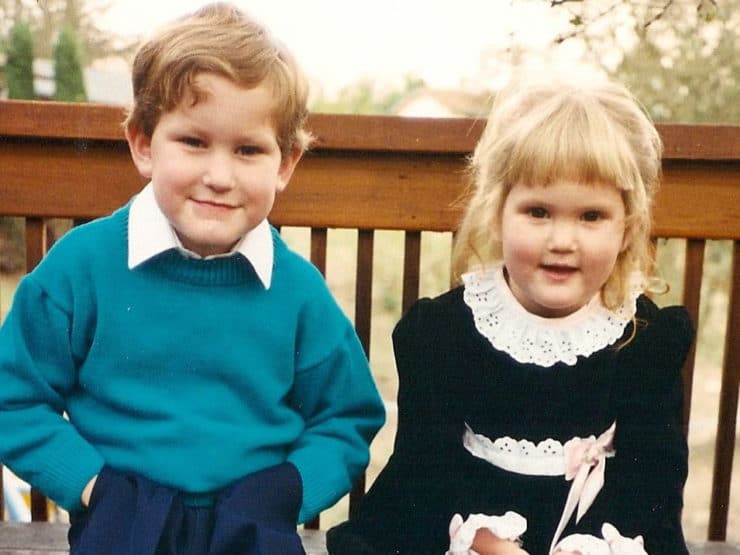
[0,3,385,554]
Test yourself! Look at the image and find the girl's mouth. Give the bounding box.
[541,264,577,280]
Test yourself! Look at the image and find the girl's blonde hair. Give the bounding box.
[451,72,663,311]
[124,2,311,156]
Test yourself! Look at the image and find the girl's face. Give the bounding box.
[499,180,628,318]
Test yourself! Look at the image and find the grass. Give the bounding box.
[1,233,737,541]
[0,271,23,323]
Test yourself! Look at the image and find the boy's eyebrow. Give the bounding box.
[170,122,273,144]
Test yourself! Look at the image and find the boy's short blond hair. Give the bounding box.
[124,2,311,156]
[452,72,663,311]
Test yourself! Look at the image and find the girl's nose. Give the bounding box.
[547,220,577,252]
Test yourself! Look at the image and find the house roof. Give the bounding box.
[394,87,491,118]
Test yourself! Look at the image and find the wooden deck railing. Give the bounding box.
[0,100,739,551]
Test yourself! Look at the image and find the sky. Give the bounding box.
[94,0,588,96]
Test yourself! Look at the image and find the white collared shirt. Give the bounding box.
[127,183,274,288]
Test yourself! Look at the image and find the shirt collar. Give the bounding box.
[127,183,274,288]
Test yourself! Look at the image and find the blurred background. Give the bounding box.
[0,0,738,542]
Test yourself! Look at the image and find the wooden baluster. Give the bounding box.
[349,229,374,518]
[25,218,47,273]
[708,240,740,541]
[401,231,421,315]
[310,228,328,276]
[303,227,328,531]
[25,218,50,521]
[681,239,706,435]
[0,463,4,520]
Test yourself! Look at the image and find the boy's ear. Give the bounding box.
[125,124,154,179]
[276,146,303,193]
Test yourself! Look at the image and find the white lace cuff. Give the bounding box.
[554,533,611,555]
[446,511,527,555]
[554,523,648,554]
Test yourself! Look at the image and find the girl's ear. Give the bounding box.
[620,225,633,253]
[276,146,303,193]
[491,218,503,244]
[125,125,153,179]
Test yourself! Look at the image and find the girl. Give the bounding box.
[326,74,693,554]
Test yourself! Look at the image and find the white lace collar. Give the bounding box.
[461,264,640,367]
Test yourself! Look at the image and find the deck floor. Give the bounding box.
[1,521,740,555]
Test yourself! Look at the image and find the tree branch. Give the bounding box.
[553,1,621,44]
[644,0,675,29]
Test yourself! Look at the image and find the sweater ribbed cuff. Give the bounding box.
[289,452,350,524]
[41,444,105,512]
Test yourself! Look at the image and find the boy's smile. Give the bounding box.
[127,73,301,257]
[499,180,628,318]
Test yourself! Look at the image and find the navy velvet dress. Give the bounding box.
[327,277,693,555]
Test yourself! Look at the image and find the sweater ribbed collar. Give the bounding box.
[127,183,273,288]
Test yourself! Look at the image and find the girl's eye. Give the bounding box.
[527,207,549,219]
[582,211,602,222]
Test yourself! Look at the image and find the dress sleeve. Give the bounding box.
[327,298,466,554]
[573,303,693,554]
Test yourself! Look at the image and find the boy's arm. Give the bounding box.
[0,275,105,511]
[287,321,385,524]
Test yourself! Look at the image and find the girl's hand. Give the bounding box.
[471,528,529,554]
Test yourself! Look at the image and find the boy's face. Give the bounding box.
[126,73,301,257]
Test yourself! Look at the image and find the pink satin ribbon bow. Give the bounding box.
[549,422,616,554]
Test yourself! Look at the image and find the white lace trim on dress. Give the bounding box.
[461,263,641,367]
[463,424,616,477]
[463,424,568,476]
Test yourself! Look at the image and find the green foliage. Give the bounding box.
[0,218,24,273]
[610,4,740,124]
[53,26,87,102]
[311,74,426,115]
[6,20,34,99]
[0,0,136,61]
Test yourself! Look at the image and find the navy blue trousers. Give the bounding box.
[68,463,306,555]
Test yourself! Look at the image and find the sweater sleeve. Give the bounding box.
[0,274,105,511]
[573,303,693,554]
[327,298,465,554]
[286,284,385,524]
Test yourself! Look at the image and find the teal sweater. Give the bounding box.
[0,205,384,522]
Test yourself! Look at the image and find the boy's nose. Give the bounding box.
[202,153,235,190]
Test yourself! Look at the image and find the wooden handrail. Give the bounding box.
[1,101,739,238]
[2,99,740,159]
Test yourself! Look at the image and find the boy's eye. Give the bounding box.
[582,210,602,222]
[237,145,261,156]
[527,207,549,219]
[180,136,204,148]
